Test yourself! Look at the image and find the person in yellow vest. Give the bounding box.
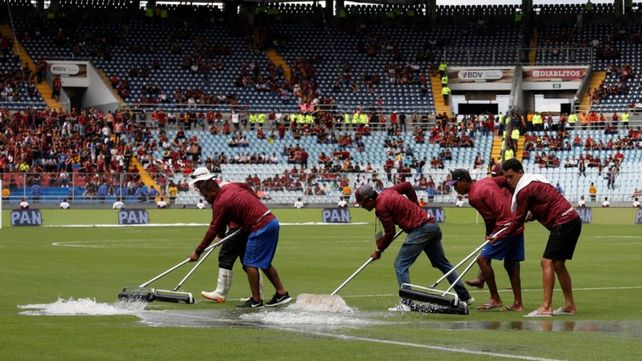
[360,112,369,125]
[621,111,630,129]
[532,112,543,131]
[526,113,534,132]
[441,75,448,87]
[343,113,351,128]
[497,112,505,133]
[438,62,447,77]
[441,86,451,104]
[257,113,267,127]
[503,147,515,161]
[567,113,578,129]
[511,128,520,153]
[249,113,257,130]
[305,114,314,124]
[1,186,9,201]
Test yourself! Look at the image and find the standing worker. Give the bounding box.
[354,182,474,312]
[190,171,290,308]
[489,159,581,317]
[450,167,524,312]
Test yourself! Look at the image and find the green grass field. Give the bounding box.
[1,208,640,361]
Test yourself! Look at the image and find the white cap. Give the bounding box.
[188,167,216,185]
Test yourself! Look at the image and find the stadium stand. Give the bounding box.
[1,2,641,208]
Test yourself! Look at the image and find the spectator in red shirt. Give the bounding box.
[355,182,474,312]
[190,176,291,308]
[450,167,524,312]
[489,159,581,317]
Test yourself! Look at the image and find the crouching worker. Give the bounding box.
[354,182,474,312]
[189,172,291,308]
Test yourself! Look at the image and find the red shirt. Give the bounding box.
[375,182,433,250]
[196,183,274,254]
[494,176,579,235]
[468,178,523,237]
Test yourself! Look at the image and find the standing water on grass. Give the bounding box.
[18,298,147,316]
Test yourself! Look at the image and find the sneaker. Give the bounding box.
[265,292,292,307]
[236,298,263,309]
[464,297,476,307]
[201,290,225,303]
[388,303,412,312]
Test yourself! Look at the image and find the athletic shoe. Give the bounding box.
[464,297,476,306]
[265,292,292,307]
[388,303,412,312]
[200,290,225,303]
[236,298,263,309]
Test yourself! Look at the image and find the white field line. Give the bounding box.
[343,286,642,298]
[163,311,564,361]
[43,222,368,228]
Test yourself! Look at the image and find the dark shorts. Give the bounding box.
[218,227,248,270]
[543,217,581,261]
[480,234,525,261]
[243,218,280,269]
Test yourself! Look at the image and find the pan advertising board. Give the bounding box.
[576,207,592,224]
[118,209,149,225]
[423,207,445,223]
[11,209,42,226]
[322,208,351,223]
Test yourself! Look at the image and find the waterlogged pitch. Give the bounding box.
[1,208,640,361]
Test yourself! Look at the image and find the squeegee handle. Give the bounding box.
[331,257,373,295]
[330,229,403,295]
[139,258,191,288]
[172,228,242,291]
[444,250,483,295]
[429,227,507,288]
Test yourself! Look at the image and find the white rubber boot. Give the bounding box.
[201,268,232,303]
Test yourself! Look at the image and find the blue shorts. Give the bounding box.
[480,234,525,261]
[243,218,280,269]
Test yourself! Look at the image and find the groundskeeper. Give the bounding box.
[489,158,581,317]
[354,182,474,312]
[189,167,266,303]
[449,167,525,312]
[189,172,291,308]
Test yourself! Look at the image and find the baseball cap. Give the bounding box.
[489,163,504,176]
[446,169,472,187]
[188,167,216,185]
[354,184,376,205]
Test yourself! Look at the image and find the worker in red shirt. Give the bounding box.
[489,158,581,317]
[355,182,474,312]
[450,166,524,312]
[188,167,266,304]
[190,173,291,308]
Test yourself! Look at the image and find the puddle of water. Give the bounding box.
[410,320,642,337]
[18,298,147,316]
[137,308,384,330]
[17,299,642,338]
